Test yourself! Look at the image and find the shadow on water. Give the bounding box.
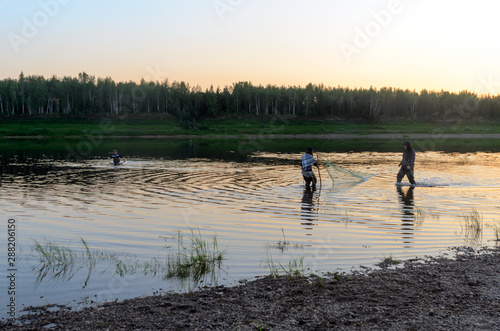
[300,188,319,235]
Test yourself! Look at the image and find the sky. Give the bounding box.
[1,0,500,95]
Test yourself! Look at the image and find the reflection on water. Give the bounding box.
[300,188,319,235]
[2,142,500,318]
[397,186,415,247]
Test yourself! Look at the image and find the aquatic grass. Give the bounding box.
[262,250,280,278]
[164,229,227,285]
[142,257,162,276]
[33,239,74,266]
[332,272,344,282]
[414,207,439,225]
[342,211,352,224]
[31,231,227,290]
[377,255,401,268]
[384,255,401,265]
[281,256,306,278]
[31,237,151,287]
[114,260,143,277]
[274,228,289,252]
[458,208,484,243]
[31,237,96,288]
[487,220,500,242]
[80,237,96,287]
[414,208,426,225]
[268,228,304,252]
[309,273,326,288]
[262,251,307,279]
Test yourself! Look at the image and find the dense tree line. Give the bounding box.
[1,72,500,122]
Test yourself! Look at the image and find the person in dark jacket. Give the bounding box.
[109,149,126,166]
[396,141,416,187]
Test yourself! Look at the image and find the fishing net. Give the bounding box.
[323,160,374,187]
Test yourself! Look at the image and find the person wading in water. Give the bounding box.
[110,149,126,166]
[301,146,319,190]
[396,141,416,187]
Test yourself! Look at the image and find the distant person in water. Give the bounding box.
[301,146,319,190]
[396,141,416,187]
[110,149,125,166]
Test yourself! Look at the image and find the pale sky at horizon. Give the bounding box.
[1,0,500,95]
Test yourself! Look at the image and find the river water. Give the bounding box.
[1,138,500,320]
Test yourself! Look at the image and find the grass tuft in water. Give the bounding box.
[414,207,440,225]
[32,237,96,288]
[378,255,401,268]
[414,208,426,224]
[281,256,306,278]
[142,257,162,276]
[32,232,227,290]
[458,208,484,243]
[317,275,325,288]
[262,250,280,278]
[164,229,226,285]
[342,211,352,224]
[262,250,307,279]
[268,229,303,252]
[487,220,500,242]
[274,228,289,252]
[31,237,155,287]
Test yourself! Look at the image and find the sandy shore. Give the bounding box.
[3,246,500,330]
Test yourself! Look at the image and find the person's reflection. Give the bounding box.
[301,187,318,235]
[397,186,415,246]
[397,186,414,216]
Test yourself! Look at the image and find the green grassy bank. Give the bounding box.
[0,115,499,138]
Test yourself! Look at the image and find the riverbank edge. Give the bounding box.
[3,245,500,330]
[2,116,499,139]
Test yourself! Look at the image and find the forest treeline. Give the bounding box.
[1,72,500,123]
